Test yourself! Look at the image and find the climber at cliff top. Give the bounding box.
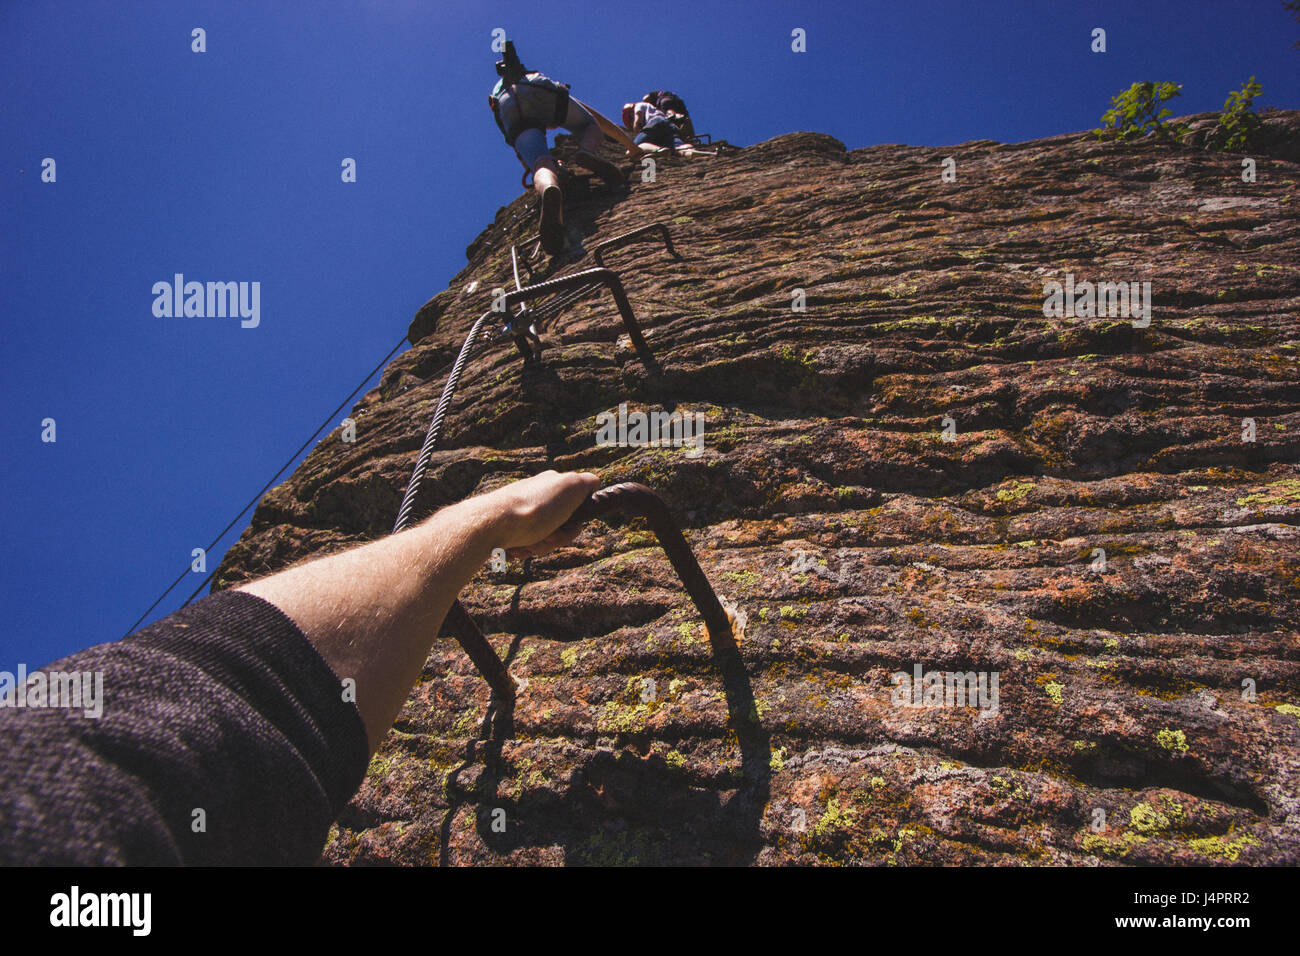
[641,90,694,141]
[0,470,598,864]
[489,40,626,255]
[623,100,690,154]
[624,90,697,150]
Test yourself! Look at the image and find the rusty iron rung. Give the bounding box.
[504,267,652,365]
[442,600,517,701]
[592,222,681,269]
[559,482,730,639]
[442,482,729,700]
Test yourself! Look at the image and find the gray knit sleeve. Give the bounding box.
[0,590,369,865]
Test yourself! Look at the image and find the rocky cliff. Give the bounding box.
[216,113,1300,865]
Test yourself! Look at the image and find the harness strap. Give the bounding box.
[551,84,570,126]
[496,76,571,146]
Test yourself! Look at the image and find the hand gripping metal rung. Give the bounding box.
[443,482,729,700]
[559,483,730,637]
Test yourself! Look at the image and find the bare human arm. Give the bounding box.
[237,469,598,753]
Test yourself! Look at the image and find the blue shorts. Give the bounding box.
[634,119,682,149]
[506,100,603,170]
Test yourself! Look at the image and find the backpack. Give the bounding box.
[643,90,689,117]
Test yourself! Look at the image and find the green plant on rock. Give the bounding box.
[1206,77,1264,152]
[1094,82,1189,142]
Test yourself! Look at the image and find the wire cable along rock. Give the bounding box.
[390,307,516,700]
[389,228,705,702]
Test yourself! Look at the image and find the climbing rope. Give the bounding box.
[394,248,667,533]
[508,243,601,330]
[528,279,603,328]
[126,213,689,680]
[394,242,669,530]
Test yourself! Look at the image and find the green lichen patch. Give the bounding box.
[995,480,1036,504]
[1186,831,1259,862]
[1080,831,1148,859]
[720,569,763,591]
[1235,478,1300,508]
[596,700,655,735]
[812,797,858,840]
[1129,796,1186,834]
[1274,703,1300,727]
[1156,727,1189,754]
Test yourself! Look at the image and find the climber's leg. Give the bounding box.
[513,128,566,253]
[530,154,561,195]
[512,128,564,252]
[534,161,565,254]
[513,128,554,192]
[561,101,625,190]
[566,103,605,155]
[535,165,563,245]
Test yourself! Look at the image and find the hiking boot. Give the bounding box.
[574,151,626,191]
[538,184,565,255]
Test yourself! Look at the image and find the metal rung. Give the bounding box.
[448,483,730,699]
[592,222,681,269]
[504,268,654,367]
[512,241,542,284]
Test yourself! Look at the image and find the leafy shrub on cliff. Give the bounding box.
[1206,76,1264,152]
[1094,81,1189,141]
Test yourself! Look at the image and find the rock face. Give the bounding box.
[215,116,1300,865]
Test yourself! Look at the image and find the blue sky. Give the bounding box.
[4,0,1298,667]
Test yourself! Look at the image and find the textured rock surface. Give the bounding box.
[216,115,1300,865]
